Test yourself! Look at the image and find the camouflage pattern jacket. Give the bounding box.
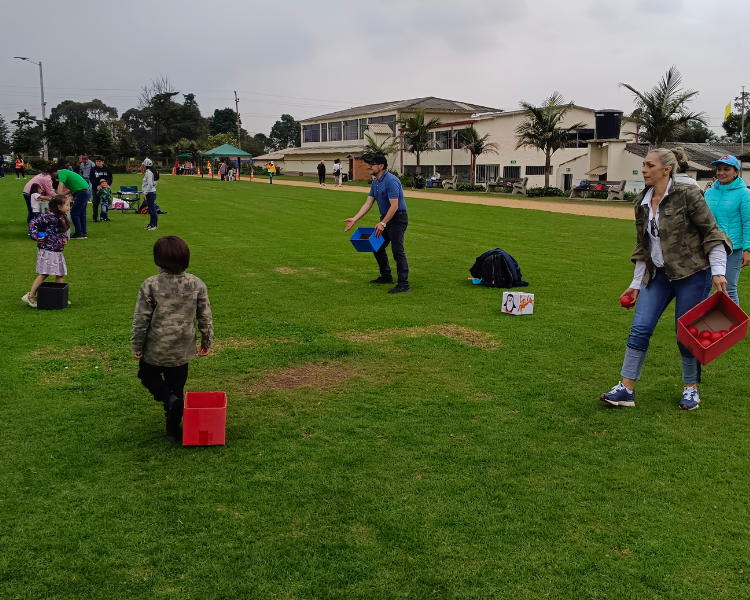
[632,181,732,286]
[131,270,213,367]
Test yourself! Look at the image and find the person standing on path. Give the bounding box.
[15,155,25,179]
[333,159,342,187]
[343,153,411,294]
[90,156,113,222]
[52,161,91,239]
[704,154,750,305]
[142,158,159,230]
[600,148,731,411]
[317,160,326,186]
[23,168,56,226]
[267,161,276,183]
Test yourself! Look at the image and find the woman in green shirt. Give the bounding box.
[52,161,91,238]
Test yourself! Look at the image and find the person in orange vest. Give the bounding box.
[267,161,276,184]
[15,155,26,179]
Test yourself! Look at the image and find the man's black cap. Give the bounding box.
[365,153,388,167]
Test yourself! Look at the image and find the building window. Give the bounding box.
[329,121,342,141]
[321,123,327,142]
[433,131,450,149]
[526,166,552,176]
[359,119,368,139]
[504,166,521,178]
[368,114,396,134]
[344,120,358,140]
[476,165,500,184]
[303,124,320,143]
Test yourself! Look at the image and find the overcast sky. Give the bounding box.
[2,0,748,137]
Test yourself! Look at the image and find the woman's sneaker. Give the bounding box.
[21,293,37,308]
[679,387,700,411]
[600,382,636,407]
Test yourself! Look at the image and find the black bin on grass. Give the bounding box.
[37,282,68,310]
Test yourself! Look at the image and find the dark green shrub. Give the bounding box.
[624,191,638,201]
[455,183,485,191]
[400,176,414,187]
[527,186,566,197]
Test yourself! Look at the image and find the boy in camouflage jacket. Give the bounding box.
[131,236,213,441]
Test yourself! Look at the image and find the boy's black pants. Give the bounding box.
[138,359,188,405]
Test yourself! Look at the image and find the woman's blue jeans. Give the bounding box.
[725,249,743,306]
[71,187,91,235]
[146,192,158,227]
[621,267,712,384]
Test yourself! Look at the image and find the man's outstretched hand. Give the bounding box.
[343,218,357,232]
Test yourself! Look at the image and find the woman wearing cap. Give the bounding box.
[600,148,731,411]
[142,159,159,231]
[705,154,750,305]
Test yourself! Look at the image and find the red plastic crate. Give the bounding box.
[677,292,748,365]
[182,392,227,446]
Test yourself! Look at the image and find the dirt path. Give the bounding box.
[202,175,633,220]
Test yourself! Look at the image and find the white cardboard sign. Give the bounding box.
[502,292,534,315]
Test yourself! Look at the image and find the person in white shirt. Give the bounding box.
[333,159,342,187]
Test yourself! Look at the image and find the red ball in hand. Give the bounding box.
[620,295,634,308]
[709,331,722,343]
[699,330,712,340]
[699,338,712,348]
[687,326,699,337]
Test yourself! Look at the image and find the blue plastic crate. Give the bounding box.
[350,227,384,252]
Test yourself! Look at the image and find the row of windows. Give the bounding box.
[303,115,396,143]
[475,165,553,182]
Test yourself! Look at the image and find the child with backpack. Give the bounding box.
[23,195,72,308]
[131,236,213,441]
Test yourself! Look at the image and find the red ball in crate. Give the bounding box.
[720,330,729,337]
[699,330,712,340]
[620,295,635,308]
[709,331,722,343]
[699,338,712,348]
[730,324,739,331]
[687,326,699,337]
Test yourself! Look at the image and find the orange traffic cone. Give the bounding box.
[251,170,254,181]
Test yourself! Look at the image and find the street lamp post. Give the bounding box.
[14,57,48,160]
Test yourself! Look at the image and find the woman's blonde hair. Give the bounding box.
[670,147,690,173]
[649,147,679,178]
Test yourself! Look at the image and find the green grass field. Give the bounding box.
[1,175,749,599]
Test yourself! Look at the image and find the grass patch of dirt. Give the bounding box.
[337,325,501,350]
[275,267,298,274]
[31,345,112,384]
[243,361,365,395]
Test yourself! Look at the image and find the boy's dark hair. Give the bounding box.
[96,155,104,161]
[154,236,190,273]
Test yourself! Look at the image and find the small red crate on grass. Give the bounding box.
[183,392,227,446]
[677,292,748,365]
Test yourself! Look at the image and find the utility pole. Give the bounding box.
[14,57,47,160]
[234,91,241,149]
[741,85,746,157]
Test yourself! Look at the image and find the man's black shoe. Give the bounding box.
[370,275,394,284]
[165,394,184,439]
[157,210,167,214]
[388,284,412,294]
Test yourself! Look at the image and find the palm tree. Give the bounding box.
[460,126,499,184]
[515,92,586,187]
[620,66,707,147]
[397,108,441,174]
[362,132,399,161]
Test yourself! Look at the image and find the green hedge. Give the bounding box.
[527,186,566,197]
[455,183,485,192]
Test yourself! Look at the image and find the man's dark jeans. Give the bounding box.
[23,192,33,224]
[71,188,91,235]
[374,210,409,284]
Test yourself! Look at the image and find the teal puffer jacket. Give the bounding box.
[705,176,750,252]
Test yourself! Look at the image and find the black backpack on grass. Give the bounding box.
[470,248,529,288]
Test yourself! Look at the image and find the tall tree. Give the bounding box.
[397,108,441,174]
[244,134,268,158]
[673,121,718,143]
[11,110,42,156]
[121,108,151,154]
[210,108,237,135]
[620,66,707,147]
[362,133,399,161]
[0,115,10,155]
[91,122,114,157]
[268,114,301,150]
[514,92,585,187]
[722,113,749,141]
[460,126,499,184]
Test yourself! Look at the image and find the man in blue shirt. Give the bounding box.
[343,154,410,293]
